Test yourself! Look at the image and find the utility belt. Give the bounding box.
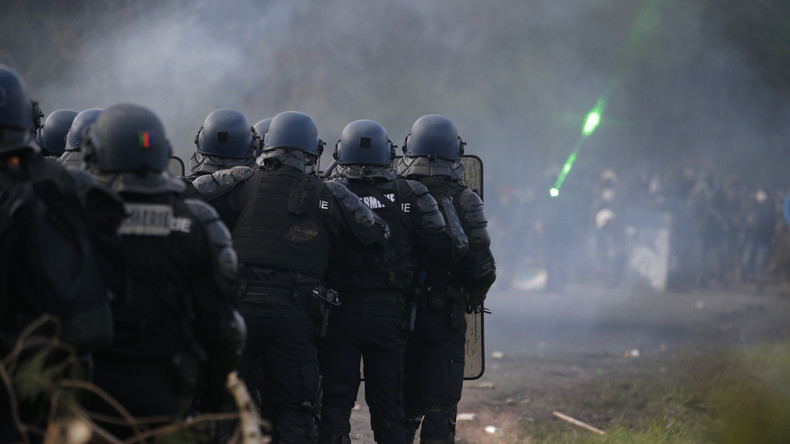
[238,280,309,306]
[238,279,340,337]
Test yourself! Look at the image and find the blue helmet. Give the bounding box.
[252,117,272,157]
[39,109,78,156]
[195,108,255,159]
[0,65,37,154]
[402,114,465,160]
[253,118,272,138]
[263,111,324,157]
[84,104,170,173]
[334,119,395,166]
[65,108,103,152]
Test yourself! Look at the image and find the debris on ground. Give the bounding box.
[552,411,606,435]
[484,425,504,436]
[456,413,476,422]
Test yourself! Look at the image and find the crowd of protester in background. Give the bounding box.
[490,164,790,294]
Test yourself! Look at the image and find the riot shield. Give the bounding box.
[168,155,186,177]
[347,155,488,380]
[460,155,485,380]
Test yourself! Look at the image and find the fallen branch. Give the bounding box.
[552,411,606,435]
[227,371,268,443]
[0,361,30,443]
[3,315,62,372]
[59,379,145,439]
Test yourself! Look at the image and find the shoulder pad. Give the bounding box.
[185,199,238,283]
[325,180,388,244]
[193,166,254,199]
[404,179,441,214]
[325,180,364,213]
[404,178,441,214]
[404,179,430,197]
[324,179,351,199]
[192,174,220,197]
[401,180,445,234]
[218,165,256,186]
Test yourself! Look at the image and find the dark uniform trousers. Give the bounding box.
[318,290,409,444]
[238,284,320,444]
[404,286,467,443]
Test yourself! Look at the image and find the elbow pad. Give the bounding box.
[459,188,491,249]
[439,196,470,260]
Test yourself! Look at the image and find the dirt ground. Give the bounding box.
[346,280,790,443]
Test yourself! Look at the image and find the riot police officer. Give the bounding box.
[82,103,245,439]
[183,108,260,225]
[320,119,458,444]
[397,114,496,444]
[0,66,125,443]
[38,109,78,157]
[217,111,389,443]
[188,108,259,177]
[57,108,102,169]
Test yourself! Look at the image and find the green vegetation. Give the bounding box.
[516,341,790,444]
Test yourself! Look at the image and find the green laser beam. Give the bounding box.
[583,112,600,136]
[550,141,582,197]
[551,96,606,197]
[582,99,607,137]
[549,0,660,198]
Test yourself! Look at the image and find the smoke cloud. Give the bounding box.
[2,0,787,289]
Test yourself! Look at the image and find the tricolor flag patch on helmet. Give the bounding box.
[138,131,151,149]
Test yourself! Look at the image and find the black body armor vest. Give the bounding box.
[232,168,329,278]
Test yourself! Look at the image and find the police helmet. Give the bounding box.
[253,118,272,138]
[252,118,272,157]
[263,111,324,157]
[402,114,465,160]
[65,108,102,152]
[195,108,255,159]
[0,65,37,154]
[84,104,170,173]
[39,109,78,156]
[334,119,395,166]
